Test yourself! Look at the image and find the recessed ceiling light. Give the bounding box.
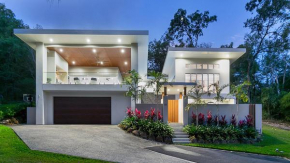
[60,48,63,52]
[92,49,97,53]
[177,89,180,91]
[121,49,125,53]
[87,39,91,43]
[168,89,170,91]
[118,38,121,43]
[226,54,230,57]
[100,61,103,65]
[180,53,183,57]
[124,61,128,65]
[49,38,53,42]
[72,61,75,64]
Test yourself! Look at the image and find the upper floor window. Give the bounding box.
[185,73,220,92]
[185,63,219,70]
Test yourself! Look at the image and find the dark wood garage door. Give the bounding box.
[54,97,111,124]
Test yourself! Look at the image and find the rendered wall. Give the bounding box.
[27,107,36,124]
[43,91,130,125]
[175,58,230,93]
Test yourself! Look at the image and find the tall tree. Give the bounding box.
[0,3,35,102]
[166,9,217,47]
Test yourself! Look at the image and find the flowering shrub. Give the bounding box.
[126,107,134,118]
[119,108,173,142]
[157,111,162,121]
[150,108,156,120]
[245,115,253,127]
[213,115,218,125]
[191,112,197,124]
[135,108,141,119]
[238,120,246,128]
[198,113,205,125]
[231,114,237,126]
[219,115,227,126]
[207,111,212,125]
[144,110,149,119]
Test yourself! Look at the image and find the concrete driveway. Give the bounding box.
[11,125,289,163]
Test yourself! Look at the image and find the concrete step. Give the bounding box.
[174,132,188,135]
[172,138,190,142]
[169,123,183,127]
[173,134,189,138]
[173,140,191,144]
[173,128,183,132]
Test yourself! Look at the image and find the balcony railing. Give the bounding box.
[44,72,123,85]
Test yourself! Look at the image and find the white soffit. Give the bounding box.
[14,29,149,49]
[162,47,246,74]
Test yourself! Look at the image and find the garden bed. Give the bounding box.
[118,108,173,144]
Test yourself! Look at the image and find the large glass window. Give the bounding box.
[191,74,197,82]
[185,63,219,69]
[197,64,203,69]
[203,74,208,91]
[185,74,191,82]
[197,74,203,85]
[185,73,220,92]
[214,64,220,69]
[208,64,214,69]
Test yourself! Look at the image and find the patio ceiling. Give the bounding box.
[47,47,131,74]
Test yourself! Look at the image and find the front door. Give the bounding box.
[168,100,178,123]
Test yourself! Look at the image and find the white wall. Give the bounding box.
[43,91,131,125]
[55,51,68,72]
[175,58,230,93]
[47,51,56,83]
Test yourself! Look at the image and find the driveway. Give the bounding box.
[11,125,289,163]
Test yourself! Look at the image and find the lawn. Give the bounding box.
[0,125,109,163]
[184,124,290,159]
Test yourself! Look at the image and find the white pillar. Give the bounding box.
[35,43,47,125]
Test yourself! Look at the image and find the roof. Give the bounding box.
[162,47,246,74]
[14,29,149,49]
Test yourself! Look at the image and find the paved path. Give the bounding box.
[11,125,289,163]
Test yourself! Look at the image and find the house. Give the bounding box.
[14,29,261,132]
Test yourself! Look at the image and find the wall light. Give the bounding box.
[118,38,122,43]
[72,61,75,64]
[87,39,91,43]
[92,49,97,53]
[49,38,53,42]
[121,49,125,53]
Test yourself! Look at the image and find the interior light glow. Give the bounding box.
[121,49,125,53]
[92,49,97,53]
[49,38,53,42]
[72,61,75,64]
[100,61,103,65]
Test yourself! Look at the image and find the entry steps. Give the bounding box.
[169,123,191,144]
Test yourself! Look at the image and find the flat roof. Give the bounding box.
[14,29,149,49]
[162,47,246,74]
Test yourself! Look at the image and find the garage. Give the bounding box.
[54,97,111,124]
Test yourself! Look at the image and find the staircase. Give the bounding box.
[169,123,191,144]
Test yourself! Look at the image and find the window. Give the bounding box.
[203,74,208,91]
[191,74,197,82]
[185,64,196,69]
[214,74,220,83]
[203,64,208,69]
[208,74,214,91]
[197,74,202,85]
[197,64,202,69]
[208,64,214,69]
[214,64,220,69]
[185,74,191,82]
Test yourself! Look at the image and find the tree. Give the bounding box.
[280,92,290,121]
[185,85,208,126]
[146,70,168,104]
[229,81,251,124]
[0,3,35,102]
[220,42,234,48]
[148,38,170,72]
[209,83,229,126]
[243,0,289,102]
[123,70,146,106]
[166,9,217,47]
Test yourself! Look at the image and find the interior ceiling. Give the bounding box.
[47,47,131,73]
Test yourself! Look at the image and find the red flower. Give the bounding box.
[126,107,133,118]
[157,111,163,121]
[207,111,212,125]
[144,110,149,119]
[150,108,156,120]
[135,108,141,119]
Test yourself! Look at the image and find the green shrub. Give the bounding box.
[183,124,258,143]
[0,103,29,123]
[280,92,290,121]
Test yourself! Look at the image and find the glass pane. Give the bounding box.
[208,74,214,91]
[185,74,191,82]
[185,64,190,69]
[214,64,220,69]
[203,64,208,69]
[197,74,202,85]
[203,74,208,91]
[214,74,220,83]
[190,64,196,69]
[191,74,196,83]
[208,64,214,69]
[197,64,202,69]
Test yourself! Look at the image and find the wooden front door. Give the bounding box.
[168,100,178,123]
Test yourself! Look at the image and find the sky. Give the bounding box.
[1,0,252,47]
